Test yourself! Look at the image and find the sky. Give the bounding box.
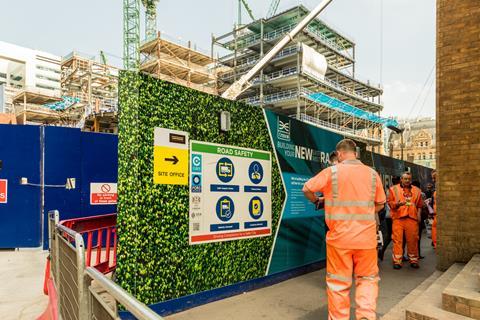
[0,0,436,119]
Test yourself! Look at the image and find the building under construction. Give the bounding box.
[0,41,119,132]
[213,5,396,146]
[61,51,119,133]
[140,32,218,96]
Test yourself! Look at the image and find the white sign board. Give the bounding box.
[90,183,117,205]
[189,141,272,244]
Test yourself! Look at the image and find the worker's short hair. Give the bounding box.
[329,151,338,162]
[336,139,357,153]
[401,171,412,178]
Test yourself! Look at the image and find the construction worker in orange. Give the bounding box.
[431,170,437,248]
[303,139,386,320]
[388,171,423,269]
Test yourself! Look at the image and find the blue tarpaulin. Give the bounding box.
[306,92,399,128]
[44,96,80,111]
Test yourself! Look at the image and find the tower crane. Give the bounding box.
[267,0,281,18]
[238,0,255,26]
[123,0,140,70]
[141,0,160,40]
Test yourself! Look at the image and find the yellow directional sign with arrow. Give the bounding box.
[153,128,189,185]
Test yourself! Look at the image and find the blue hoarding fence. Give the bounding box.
[0,124,118,249]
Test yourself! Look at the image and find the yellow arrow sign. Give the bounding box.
[153,128,189,185]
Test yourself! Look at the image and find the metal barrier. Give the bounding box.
[45,210,163,320]
[61,213,117,274]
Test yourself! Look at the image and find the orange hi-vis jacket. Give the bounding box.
[303,159,386,249]
[388,184,423,220]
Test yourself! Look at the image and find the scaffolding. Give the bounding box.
[61,51,119,133]
[213,5,385,144]
[12,87,63,124]
[140,32,218,96]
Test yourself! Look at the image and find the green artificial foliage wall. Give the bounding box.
[117,71,285,304]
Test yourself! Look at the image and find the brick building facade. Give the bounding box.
[390,118,436,169]
[437,1,480,270]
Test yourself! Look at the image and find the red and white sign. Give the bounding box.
[0,179,7,204]
[90,183,117,205]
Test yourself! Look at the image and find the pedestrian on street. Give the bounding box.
[412,180,428,259]
[379,176,400,261]
[430,170,438,248]
[388,172,423,269]
[303,139,386,320]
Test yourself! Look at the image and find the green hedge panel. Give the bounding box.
[117,71,285,304]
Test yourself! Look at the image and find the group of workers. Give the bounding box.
[302,139,437,320]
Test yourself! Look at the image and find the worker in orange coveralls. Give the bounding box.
[303,139,386,320]
[388,171,423,269]
[431,170,437,248]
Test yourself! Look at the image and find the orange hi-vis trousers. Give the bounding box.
[326,244,379,320]
[392,217,419,265]
[431,216,437,248]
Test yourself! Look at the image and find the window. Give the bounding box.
[36,83,56,91]
[36,65,61,74]
[423,153,426,160]
[36,74,59,82]
[0,72,6,79]
[425,141,429,147]
[430,153,433,159]
[420,142,423,147]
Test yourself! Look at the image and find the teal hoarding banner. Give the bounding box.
[265,110,343,274]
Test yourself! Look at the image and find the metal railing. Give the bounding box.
[47,210,163,320]
[220,45,298,80]
[244,71,380,107]
[296,113,381,143]
[222,21,350,56]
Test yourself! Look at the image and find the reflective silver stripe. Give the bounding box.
[331,166,338,199]
[357,275,378,281]
[371,169,377,202]
[326,272,352,283]
[393,184,400,201]
[324,200,374,207]
[327,282,351,292]
[325,213,376,221]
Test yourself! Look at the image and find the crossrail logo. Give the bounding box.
[277,117,291,141]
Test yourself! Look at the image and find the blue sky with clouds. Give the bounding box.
[0,0,435,119]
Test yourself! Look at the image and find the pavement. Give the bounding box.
[0,249,48,320]
[167,235,437,320]
[0,234,435,320]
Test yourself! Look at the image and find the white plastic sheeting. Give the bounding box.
[301,43,328,81]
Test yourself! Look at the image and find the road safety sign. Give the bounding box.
[154,128,189,185]
[90,182,117,205]
[0,179,7,204]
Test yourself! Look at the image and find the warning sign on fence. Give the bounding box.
[0,179,7,204]
[90,183,117,205]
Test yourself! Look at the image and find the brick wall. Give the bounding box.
[437,1,480,270]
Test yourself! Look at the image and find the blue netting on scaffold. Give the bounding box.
[306,92,399,128]
[44,96,81,111]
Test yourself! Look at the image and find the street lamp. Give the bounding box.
[388,125,405,161]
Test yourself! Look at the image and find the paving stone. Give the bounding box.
[381,271,442,320]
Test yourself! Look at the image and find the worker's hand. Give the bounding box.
[315,197,325,210]
[396,201,406,208]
